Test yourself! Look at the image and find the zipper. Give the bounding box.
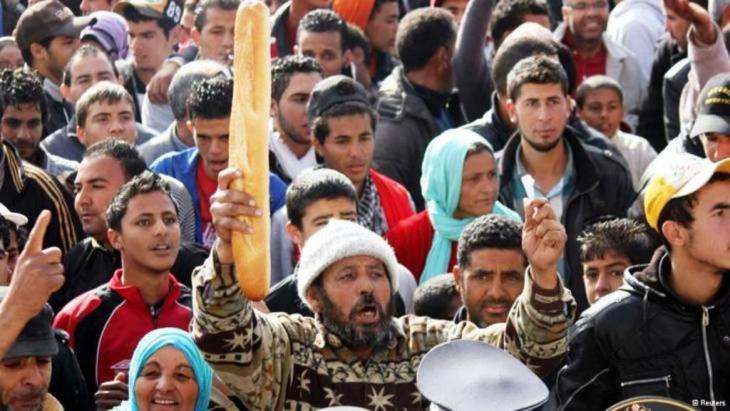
[702,306,717,411]
[620,375,671,388]
[150,305,160,328]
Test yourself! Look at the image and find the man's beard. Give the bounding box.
[523,134,562,153]
[467,297,513,328]
[316,288,394,351]
[0,389,47,411]
[276,111,310,146]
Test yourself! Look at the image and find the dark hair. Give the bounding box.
[0,68,47,124]
[286,168,358,229]
[395,8,456,72]
[76,82,136,128]
[271,55,323,102]
[168,60,226,120]
[121,7,178,37]
[297,9,348,52]
[575,75,624,109]
[106,171,176,232]
[490,0,550,50]
[491,36,556,96]
[187,75,233,120]
[457,215,524,271]
[83,139,148,181]
[311,103,377,145]
[0,216,12,251]
[62,44,118,87]
[656,173,730,247]
[555,42,577,95]
[506,54,569,102]
[413,274,461,320]
[370,0,399,18]
[193,0,240,31]
[578,218,658,265]
[20,36,53,67]
[345,23,372,66]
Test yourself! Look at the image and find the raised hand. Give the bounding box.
[664,0,716,44]
[210,167,262,264]
[4,210,64,320]
[94,372,128,410]
[522,199,566,289]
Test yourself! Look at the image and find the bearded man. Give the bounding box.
[191,167,576,410]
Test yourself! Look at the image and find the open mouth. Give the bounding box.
[152,398,179,406]
[355,304,380,323]
[151,244,173,254]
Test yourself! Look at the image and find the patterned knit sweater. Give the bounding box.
[192,254,576,410]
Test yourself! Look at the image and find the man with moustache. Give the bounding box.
[452,215,528,327]
[192,164,576,409]
[499,55,634,313]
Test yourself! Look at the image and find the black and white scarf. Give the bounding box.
[358,176,387,236]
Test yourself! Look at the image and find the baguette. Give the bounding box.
[229,0,271,301]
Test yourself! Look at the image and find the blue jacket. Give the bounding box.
[150,147,286,243]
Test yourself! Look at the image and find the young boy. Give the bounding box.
[578,217,658,305]
[576,75,657,190]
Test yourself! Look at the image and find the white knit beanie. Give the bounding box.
[297,219,400,310]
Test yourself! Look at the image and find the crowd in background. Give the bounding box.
[0,0,728,409]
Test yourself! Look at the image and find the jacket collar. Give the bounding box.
[499,126,600,195]
[108,268,181,307]
[625,248,730,310]
[380,66,437,123]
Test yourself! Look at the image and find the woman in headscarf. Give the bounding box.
[113,327,213,411]
[386,129,520,283]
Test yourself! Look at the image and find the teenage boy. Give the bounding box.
[50,139,205,311]
[151,76,286,246]
[54,171,192,404]
[555,155,730,409]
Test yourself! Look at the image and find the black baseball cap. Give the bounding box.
[690,73,730,138]
[307,75,370,121]
[15,0,96,50]
[113,0,183,24]
[3,304,58,360]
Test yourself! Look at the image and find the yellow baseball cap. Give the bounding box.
[644,154,730,230]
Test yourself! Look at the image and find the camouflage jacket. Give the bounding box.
[192,254,576,410]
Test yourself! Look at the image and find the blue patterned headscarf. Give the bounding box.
[128,328,213,411]
[420,129,521,283]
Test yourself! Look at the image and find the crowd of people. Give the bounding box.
[0,0,728,409]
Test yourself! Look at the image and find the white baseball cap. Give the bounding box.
[0,203,28,227]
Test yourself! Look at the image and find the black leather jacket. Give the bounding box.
[498,127,635,313]
[554,248,730,410]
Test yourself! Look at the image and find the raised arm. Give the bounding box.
[453,0,496,121]
[191,167,296,409]
[460,199,575,376]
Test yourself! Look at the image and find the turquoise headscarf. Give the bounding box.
[128,328,213,411]
[420,129,521,283]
